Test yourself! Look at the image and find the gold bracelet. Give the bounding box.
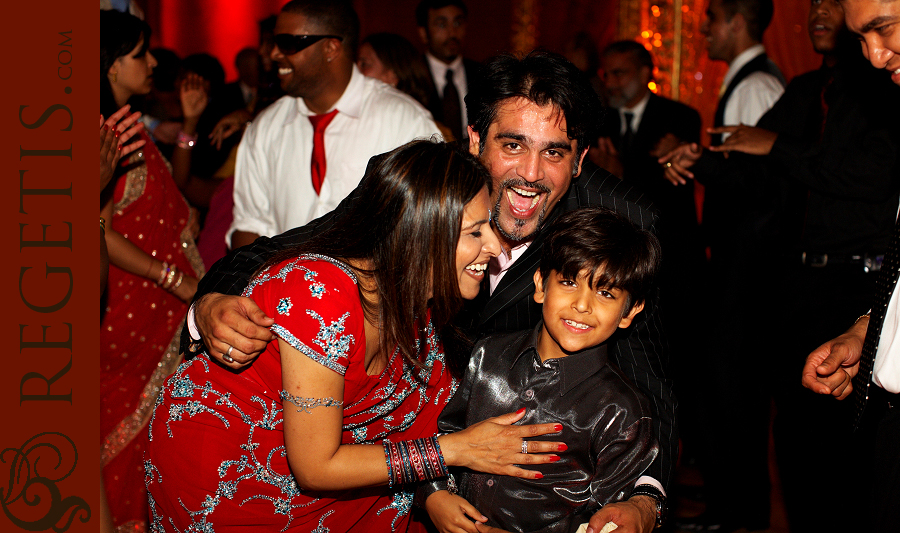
[169,271,185,292]
[156,261,170,285]
[855,312,871,324]
[163,266,178,289]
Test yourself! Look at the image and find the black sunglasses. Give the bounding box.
[274,34,343,55]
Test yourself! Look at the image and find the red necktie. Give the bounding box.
[308,109,339,195]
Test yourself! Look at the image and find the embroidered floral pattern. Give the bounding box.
[276,298,292,316]
[145,256,452,533]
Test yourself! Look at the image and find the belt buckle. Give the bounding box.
[802,252,828,267]
[864,254,884,273]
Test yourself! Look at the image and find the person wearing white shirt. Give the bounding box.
[802,0,900,530]
[229,0,441,250]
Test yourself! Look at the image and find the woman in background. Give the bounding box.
[357,32,453,140]
[100,9,205,529]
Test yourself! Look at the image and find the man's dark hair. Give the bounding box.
[415,0,468,28]
[720,0,774,42]
[601,40,655,72]
[539,207,661,314]
[281,0,360,59]
[467,50,604,156]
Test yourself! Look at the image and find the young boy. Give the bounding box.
[423,207,662,533]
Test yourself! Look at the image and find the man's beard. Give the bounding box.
[491,178,552,243]
[608,77,643,109]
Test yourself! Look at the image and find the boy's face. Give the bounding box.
[533,268,644,361]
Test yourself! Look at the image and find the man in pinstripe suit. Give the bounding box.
[186,50,675,533]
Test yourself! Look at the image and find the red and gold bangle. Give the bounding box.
[383,436,449,487]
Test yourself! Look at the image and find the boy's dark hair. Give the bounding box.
[415,0,468,28]
[539,207,660,313]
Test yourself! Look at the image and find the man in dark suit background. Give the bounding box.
[415,0,481,141]
[594,41,706,490]
[186,50,675,533]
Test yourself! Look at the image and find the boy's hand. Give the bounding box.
[424,491,487,533]
[586,495,655,533]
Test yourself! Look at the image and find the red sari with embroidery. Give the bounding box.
[101,131,204,532]
[146,255,456,532]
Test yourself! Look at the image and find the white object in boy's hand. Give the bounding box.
[575,521,618,533]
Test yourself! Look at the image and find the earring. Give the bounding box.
[111,71,117,83]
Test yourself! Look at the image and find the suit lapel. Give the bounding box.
[478,243,542,326]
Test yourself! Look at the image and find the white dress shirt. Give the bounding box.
[228,65,441,243]
[875,286,900,393]
[874,207,900,394]
[719,44,784,138]
[426,53,469,129]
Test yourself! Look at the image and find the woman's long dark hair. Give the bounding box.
[262,139,490,374]
[100,9,151,117]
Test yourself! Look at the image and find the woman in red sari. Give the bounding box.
[100,10,206,530]
[146,140,566,532]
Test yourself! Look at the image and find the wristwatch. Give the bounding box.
[630,484,666,528]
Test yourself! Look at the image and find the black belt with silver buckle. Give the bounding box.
[800,252,884,272]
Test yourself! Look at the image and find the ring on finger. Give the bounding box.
[223,345,235,363]
[665,161,673,168]
[521,440,529,454]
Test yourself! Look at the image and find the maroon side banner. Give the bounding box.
[1,2,97,532]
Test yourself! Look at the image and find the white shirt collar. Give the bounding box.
[284,64,366,125]
[721,44,766,92]
[426,52,465,91]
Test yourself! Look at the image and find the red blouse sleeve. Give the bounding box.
[245,255,363,375]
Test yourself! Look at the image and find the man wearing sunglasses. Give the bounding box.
[227,0,441,251]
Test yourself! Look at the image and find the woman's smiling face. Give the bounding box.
[455,187,500,300]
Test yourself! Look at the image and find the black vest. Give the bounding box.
[711,52,785,146]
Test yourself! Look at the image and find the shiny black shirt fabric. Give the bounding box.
[430,324,657,533]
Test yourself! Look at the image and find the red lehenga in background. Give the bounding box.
[101,131,204,531]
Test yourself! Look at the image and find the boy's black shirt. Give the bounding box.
[426,323,658,533]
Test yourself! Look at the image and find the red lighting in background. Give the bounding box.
[154,0,284,81]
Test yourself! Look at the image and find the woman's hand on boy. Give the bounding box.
[424,491,487,533]
[586,496,656,533]
[437,409,566,479]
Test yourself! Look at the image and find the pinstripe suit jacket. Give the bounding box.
[185,159,677,490]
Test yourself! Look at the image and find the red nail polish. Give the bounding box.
[549,455,560,462]
[558,443,568,452]
[534,472,543,479]
[516,408,526,415]
[104,124,110,131]
[554,424,563,432]
[117,144,122,150]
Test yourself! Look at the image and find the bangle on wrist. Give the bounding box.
[162,265,179,289]
[169,271,185,292]
[176,130,198,149]
[383,436,449,487]
[156,261,170,286]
